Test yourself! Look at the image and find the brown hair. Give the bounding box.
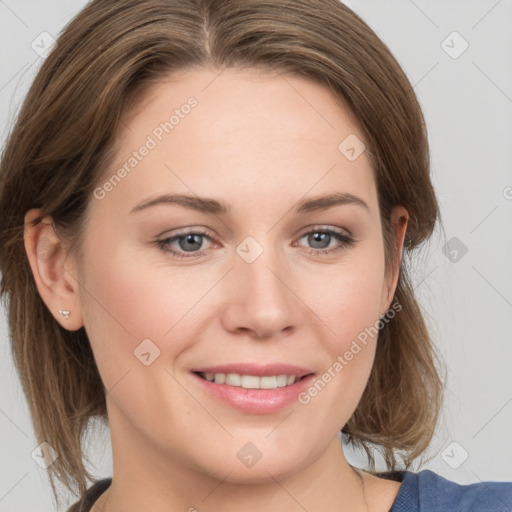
[0,0,446,505]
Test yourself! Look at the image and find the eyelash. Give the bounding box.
[155,227,355,259]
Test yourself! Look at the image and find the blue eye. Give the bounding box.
[155,228,355,259]
[156,230,212,259]
[295,229,355,255]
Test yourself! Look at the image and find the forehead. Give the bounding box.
[122,66,363,136]
[93,66,378,220]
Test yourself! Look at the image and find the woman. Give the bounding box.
[0,1,510,511]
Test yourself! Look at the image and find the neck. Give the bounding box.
[98,430,371,512]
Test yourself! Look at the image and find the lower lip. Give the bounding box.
[192,373,315,414]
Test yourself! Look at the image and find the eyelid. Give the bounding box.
[295,224,353,238]
[155,224,355,259]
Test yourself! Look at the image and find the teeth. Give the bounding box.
[214,373,225,384]
[260,376,276,389]
[201,373,299,389]
[241,375,260,388]
[276,375,287,387]
[225,373,241,386]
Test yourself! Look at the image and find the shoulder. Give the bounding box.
[388,469,512,512]
[66,478,112,512]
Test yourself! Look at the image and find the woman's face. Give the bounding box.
[69,67,407,483]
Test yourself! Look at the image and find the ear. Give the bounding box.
[24,209,84,331]
[379,205,409,315]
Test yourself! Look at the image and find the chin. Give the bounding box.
[189,439,312,485]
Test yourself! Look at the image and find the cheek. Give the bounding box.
[299,249,385,352]
[78,240,206,389]
[295,248,385,408]
[295,267,383,425]
[82,231,219,329]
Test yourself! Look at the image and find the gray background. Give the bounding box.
[1,1,511,510]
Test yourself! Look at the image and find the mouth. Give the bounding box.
[194,371,313,389]
[190,364,315,413]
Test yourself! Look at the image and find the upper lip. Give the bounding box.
[191,363,314,378]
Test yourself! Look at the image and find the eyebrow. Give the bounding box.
[129,191,370,216]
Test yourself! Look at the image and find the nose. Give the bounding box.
[220,241,303,340]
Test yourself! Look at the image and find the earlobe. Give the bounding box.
[24,209,84,331]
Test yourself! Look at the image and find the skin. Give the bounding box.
[24,66,408,511]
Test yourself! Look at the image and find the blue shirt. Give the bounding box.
[388,469,512,512]
[67,469,512,511]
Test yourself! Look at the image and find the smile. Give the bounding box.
[197,372,300,389]
[191,365,316,413]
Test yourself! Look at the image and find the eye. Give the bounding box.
[295,228,355,256]
[155,227,355,260]
[155,230,214,259]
